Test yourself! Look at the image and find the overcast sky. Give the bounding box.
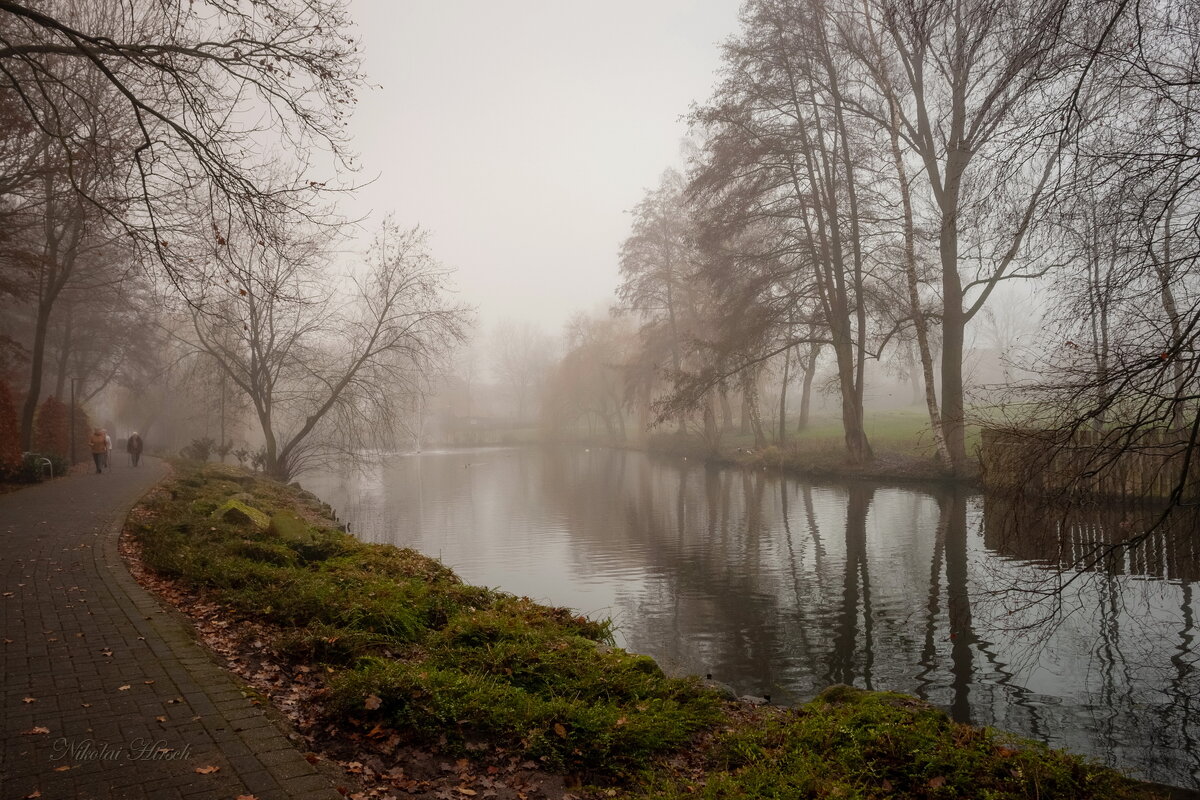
[343,1,742,337]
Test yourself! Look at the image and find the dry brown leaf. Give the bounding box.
[22,697,35,703]
[553,723,567,738]
[929,776,947,788]
[117,685,131,691]
[24,790,41,799]
[236,795,259,800]
[194,765,220,774]
[22,727,49,735]
[457,788,477,797]
[363,694,382,710]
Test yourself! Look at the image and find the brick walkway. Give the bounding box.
[0,458,341,800]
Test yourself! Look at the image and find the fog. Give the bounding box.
[343,0,742,333]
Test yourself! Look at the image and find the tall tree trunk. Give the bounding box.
[798,341,820,431]
[777,347,790,443]
[889,95,949,463]
[20,305,54,450]
[702,391,720,454]
[742,369,767,449]
[938,153,971,474]
[739,390,751,437]
[719,381,734,432]
[54,305,74,400]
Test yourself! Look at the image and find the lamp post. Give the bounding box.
[69,377,81,465]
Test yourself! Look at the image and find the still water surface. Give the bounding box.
[308,446,1200,789]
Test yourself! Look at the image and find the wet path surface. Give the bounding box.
[0,459,339,800]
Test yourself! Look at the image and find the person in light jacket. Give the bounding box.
[88,428,107,473]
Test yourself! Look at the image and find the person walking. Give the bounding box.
[88,428,107,473]
[103,429,112,470]
[127,432,144,467]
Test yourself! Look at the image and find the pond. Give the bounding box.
[306,445,1200,789]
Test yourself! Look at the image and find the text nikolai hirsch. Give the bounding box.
[50,737,194,762]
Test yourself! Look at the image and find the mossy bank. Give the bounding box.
[126,462,1166,799]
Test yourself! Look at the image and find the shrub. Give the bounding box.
[0,381,20,479]
[32,395,69,459]
[181,436,216,462]
[69,404,91,464]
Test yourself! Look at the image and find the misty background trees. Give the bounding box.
[0,0,467,481]
[1,0,1197,490]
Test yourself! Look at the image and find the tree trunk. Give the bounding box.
[20,305,54,450]
[777,347,790,443]
[742,370,767,449]
[54,306,74,400]
[938,154,970,474]
[702,391,721,454]
[798,341,820,431]
[889,95,949,463]
[719,381,734,431]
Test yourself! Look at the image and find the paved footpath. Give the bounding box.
[1,458,342,800]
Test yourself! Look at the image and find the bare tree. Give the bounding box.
[490,319,553,424]
[185,217,469,480]
[0,0,362,283]
[869,0,1091,473]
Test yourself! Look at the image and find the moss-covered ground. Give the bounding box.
[126,463,1164,799]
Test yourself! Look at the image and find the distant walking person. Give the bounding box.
[103,430,112,470]
[127,432,143,467]
[89,428,107,473]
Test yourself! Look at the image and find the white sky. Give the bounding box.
[342,1,742,336]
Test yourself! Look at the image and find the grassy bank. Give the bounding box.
[646,409,984,484]
[126,463,1162,799]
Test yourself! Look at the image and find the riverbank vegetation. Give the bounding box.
[125,463,1163,799]
[643,409,986,483]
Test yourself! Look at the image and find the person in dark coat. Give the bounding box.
[127,432,144,467]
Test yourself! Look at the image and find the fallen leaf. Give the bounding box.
[363,694,382,710]
[22,727,50,735]
[457,789,477,797]
[155,716,166,723]
[553,723,567,738]
[22,697,35,704]
[194,765,220,775]
[118,685,131,691]
[236,795,259,800]
[929,776,947,788]
[24,790,41,799]
[144,680,155,685]
[53,765,74,772]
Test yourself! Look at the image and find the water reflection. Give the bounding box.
[306,446,1200,789]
